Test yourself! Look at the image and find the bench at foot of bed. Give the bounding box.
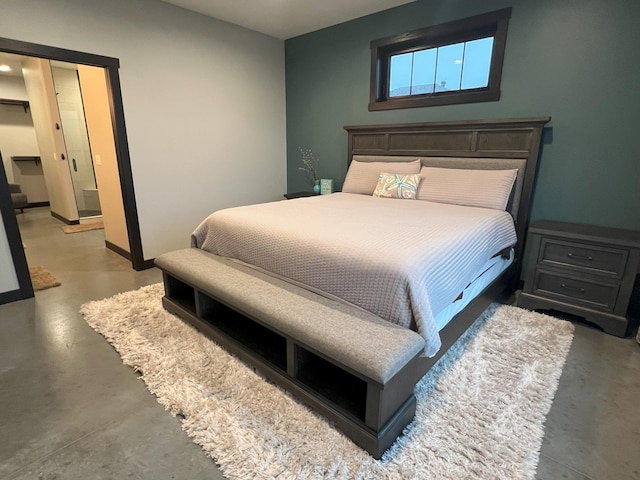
[154,248,426,459]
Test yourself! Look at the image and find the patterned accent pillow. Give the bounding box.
[373,173,422,199]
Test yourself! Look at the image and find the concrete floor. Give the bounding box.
[0,207,638,479]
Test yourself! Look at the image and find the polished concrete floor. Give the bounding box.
[0,207,639,479]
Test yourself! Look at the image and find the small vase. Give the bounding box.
[313,180,321,194]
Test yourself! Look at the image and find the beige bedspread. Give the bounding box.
[191,193,516,356]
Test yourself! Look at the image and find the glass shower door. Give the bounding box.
[51,63,101,218]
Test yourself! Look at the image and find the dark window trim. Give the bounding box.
[369,8,512,111]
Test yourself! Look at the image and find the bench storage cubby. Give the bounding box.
[155,248,426,458]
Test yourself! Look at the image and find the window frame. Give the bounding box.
[369,8,512,111]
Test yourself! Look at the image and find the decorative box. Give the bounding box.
[320,179,333,195]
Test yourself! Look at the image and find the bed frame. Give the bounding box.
[344,116,550,375]
[158,117,550,457]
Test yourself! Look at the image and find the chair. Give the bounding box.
[9,183,28,213]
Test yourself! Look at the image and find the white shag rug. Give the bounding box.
[80,283,574,480]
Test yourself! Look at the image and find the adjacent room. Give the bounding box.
[0,0,638,479]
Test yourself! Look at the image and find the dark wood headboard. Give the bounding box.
[344,116,551,277]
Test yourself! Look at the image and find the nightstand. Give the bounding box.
[517,221,640,337]
[283,192,317,200]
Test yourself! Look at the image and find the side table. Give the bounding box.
[517,221,640,337]
[283,192,318,200]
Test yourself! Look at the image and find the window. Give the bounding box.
[369,8,511,111]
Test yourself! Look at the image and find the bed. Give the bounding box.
[192,192,517,357]
[157,116,550,457]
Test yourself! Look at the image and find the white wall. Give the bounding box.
[23,57,79,222]
[0,0,287,262]
[0,210,19,293]
[0,75,47,200]
[78,65,130,253]
[0,75,28,100]
[0,78,22,293]
[0,103,43,189]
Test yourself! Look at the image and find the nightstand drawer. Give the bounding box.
[533,271,619,311]
[539,239,628,278]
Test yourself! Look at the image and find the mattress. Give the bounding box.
[434,250,513,331]
[191,193,517,356]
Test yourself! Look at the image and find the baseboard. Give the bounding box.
[104,241,155,270]
[26,201,50,208]
[50,210,79,225]
[0,289,26,305]
[105,240,131,260]
[138,258,156,271]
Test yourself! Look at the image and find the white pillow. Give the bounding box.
[342,160,421,195]
[417,167,518,210]
[373,173,422,199]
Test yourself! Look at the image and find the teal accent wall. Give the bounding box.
[285,0,640,231]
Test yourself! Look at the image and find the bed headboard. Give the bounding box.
[343,117,550,275]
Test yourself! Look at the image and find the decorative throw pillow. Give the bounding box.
[373,173,422,199]
[416,167,518,210]
[342,159,421,195]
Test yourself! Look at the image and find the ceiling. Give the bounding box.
[158,0,415,39]
[0,1,416,75]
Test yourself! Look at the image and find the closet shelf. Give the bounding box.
[12,156,41,166]
[0,98,29,113]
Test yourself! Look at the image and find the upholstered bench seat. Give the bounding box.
[155,248,426,458]
[9,184,28,212]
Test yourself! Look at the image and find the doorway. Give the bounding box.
[0,36,148,304]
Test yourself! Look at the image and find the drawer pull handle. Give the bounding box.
[567,253,593,261]
[561,283,585,293]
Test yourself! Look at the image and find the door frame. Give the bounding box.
[0,151,32,303]
[0,37,149,281]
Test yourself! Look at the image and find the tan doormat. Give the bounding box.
[29,266,61,291]
[61,220,104,234]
